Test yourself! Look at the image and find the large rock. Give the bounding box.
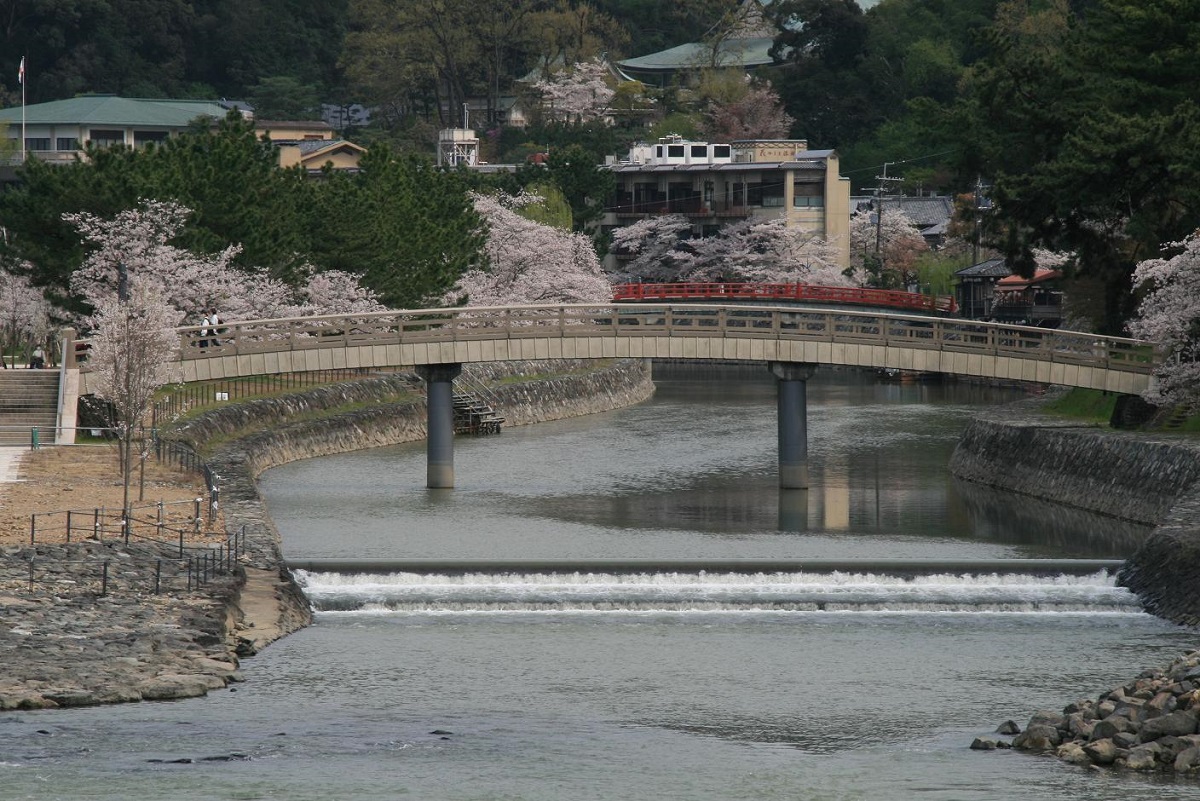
[1083,739,1120,765]
[1120,743,1162,771]
[1090,716,1134,741]
[1013,724,1061,752]
[1139,710,1198,742]
[1056,742,1090,765]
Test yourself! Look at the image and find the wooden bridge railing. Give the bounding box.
[73,304,1164,376]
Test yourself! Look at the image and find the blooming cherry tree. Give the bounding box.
[66,200,384,326]
[85,281,181,511]
[609,216,852,286]
[608,215,694,283]
[1128,231,1200,405]
[449,191,611,306]
[677,217,853,285]
[0,265,52,366]
[701,78,795,142]
[849,207,929,289]
[534,59,616,123]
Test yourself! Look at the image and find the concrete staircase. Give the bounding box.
[0,370,59,446]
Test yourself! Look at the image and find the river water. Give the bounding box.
[3,370,1198,800]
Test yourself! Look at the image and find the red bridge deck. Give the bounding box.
[612,283,957,315]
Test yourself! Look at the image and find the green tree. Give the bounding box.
[306,146,483,308]
[247,76,322,120]
[543,143,615,231]
[960,0,1200,332]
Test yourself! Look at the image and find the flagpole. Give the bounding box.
[20,56,25,163]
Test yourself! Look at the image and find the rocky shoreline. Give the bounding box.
[973,647,1200,773]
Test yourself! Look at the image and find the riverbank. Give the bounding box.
[951,397,1200,773]
[0,360,654,710]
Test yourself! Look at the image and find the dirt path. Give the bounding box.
[0,445,223,546]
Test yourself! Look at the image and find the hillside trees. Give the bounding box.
[960,0,1200,333]
[0,0,347,102]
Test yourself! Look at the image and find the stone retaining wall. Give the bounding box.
[949,402,1200,624]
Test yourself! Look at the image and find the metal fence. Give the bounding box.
[17,526,246,596]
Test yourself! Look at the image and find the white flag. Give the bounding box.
[18,57,24,85]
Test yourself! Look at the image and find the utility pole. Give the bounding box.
[972,176,988,265]
[873,163,904,283]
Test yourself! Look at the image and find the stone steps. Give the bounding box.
[0,371,60,445]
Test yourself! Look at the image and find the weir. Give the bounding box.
[284,558,1124,577]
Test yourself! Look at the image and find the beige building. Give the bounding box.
[600,136,851,270]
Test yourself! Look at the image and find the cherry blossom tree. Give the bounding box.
[85,282,180,515]
[294,268,385,316]
[849,207,928,289]
[66,200,384,326]
[608,215,694,283]
[449,191,611,306]
[700,77,795,142]
[609,216,853,286]
[1127,231,1200,405]
[676,218,852,285]
[533,59,616,124]
[0,265,52,368]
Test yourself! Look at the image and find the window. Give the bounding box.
[133,130,168,147]
[690,145,707,158]
[656,146,663,158]
[713,145,731,158]
[24,138,50,151]
[668,145,684,158]
[88,129,125,148]
[793,181,825,208]
[748,181,784,207]
[56,137,78,151]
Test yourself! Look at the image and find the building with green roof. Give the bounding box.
[0,95,242,162]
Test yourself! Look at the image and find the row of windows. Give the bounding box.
[20,130,169,151]
[23,137,77,151]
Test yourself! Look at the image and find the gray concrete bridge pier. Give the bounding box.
[770,361,817,490]
[416,363,462,488]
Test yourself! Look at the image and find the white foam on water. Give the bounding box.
[293,569,1141,616]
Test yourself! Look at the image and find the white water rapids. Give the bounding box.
[293,569,1141,615]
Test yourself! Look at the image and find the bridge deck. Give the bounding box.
[73,303,1162,396]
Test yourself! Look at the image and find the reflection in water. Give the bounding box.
[777,490,809,532]
[953,478,1153,558]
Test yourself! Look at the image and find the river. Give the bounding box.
[3,369,1197,800]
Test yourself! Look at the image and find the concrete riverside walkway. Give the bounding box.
[0,446,26,484]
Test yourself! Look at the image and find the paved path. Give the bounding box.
[0,447,26,483]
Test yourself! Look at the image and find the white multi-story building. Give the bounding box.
[599,136,851,270]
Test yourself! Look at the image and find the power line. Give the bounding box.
[843,149,960,177]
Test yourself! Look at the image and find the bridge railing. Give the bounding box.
[74,304,1162,376]
[612,282,958,314]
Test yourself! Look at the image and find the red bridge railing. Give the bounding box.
[612,283,957,315]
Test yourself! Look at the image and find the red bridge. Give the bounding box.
[612,282,957,315]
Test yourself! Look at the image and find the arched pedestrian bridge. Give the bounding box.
[69,303,1163,490]
[131,303,1157,395]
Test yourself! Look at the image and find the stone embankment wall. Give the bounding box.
[949,400,1200,624]
[954,400,1200,774]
